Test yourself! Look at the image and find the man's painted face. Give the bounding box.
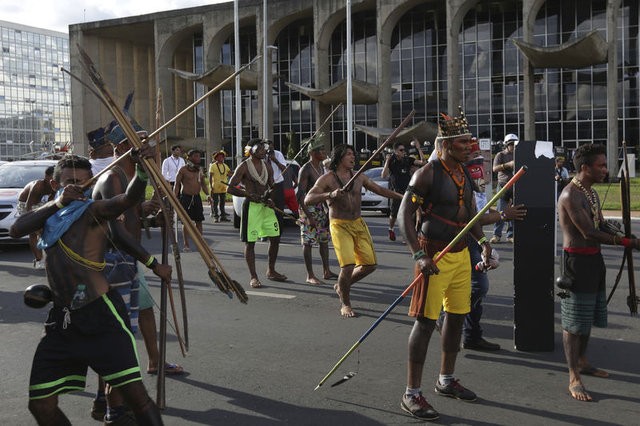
[251,143,267,159]
[311,148,327,161]
[58,167,92,188]
[445,135,472,163]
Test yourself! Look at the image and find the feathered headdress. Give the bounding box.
[437,106,471,139]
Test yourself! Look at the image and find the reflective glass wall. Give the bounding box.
[220,27,259,158]
[273,18,315,156]
[329,10,378,152]
[0,21,70,160]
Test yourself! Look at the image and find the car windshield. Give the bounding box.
[0,164,51,189]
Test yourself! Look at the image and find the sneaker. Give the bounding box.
[462,337,501,351]
[435,379,477,401]
[33,260,45,269]
[506,237,514,243]
[388,229,396,241]
[90,398,106,421]
[489,235,501,244]
[214,217,220,223]
[400,392,439,420]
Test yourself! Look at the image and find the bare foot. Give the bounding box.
[340,305,356,318]
[569,383,592,402]
[306,277,324,285]
[324,271,339,280]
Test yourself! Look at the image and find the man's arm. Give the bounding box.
[305,174,339,206]
[226,163,252,199]
[173,168,183,197]
[381,154,392,179]
[296,165,312,215]
[363,175,402,200]
[25,181,44,211]
[200,170,209,196]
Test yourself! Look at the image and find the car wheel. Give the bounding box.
[233,211,241,228]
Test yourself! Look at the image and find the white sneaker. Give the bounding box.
[34,260,45,269]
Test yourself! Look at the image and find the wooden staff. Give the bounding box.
[341,110,415,190]
[76,44,248,304]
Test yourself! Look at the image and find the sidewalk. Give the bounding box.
[602,210,640,219]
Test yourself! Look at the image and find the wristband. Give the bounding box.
[135,164,148,182]
[412,249,426,261]
[621,238,633,249]
[499,211,507,221]
[145,255,158,269]
[477,236,487,246]
[55,198,65,209]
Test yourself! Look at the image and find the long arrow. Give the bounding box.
[314,165,528,390]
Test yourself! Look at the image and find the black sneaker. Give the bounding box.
[400,392,439,420]
[462,338,501,351]
[435,379,477,401]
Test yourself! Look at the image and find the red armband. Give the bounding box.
[621,238,633,248]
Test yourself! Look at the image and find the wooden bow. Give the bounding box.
[75,44,248,304]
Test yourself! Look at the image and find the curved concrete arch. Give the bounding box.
[205,17,256,67]
[379,0,432,47]
[315,0,376,57]
[269,9,313,48]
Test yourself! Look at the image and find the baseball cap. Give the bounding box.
[504,134,519,145]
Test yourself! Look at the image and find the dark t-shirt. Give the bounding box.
[388,155,415,192]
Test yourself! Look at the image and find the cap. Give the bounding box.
[504,134,519,145]
[214,150,226,159]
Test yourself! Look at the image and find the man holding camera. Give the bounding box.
[558,143,639,402]
[382,140,425,241]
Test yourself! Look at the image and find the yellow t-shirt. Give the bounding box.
[209,161,231,193]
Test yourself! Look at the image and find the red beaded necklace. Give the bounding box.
[439,156,465,206]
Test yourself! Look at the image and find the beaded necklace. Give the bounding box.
[571,176,600,229]
[439,156,465,206]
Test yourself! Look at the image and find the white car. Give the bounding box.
[360,167,390,215]
[231,160,299,228]
[0,160,58,242]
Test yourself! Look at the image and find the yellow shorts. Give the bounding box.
[409,248,471,319]
[329,217,377,268]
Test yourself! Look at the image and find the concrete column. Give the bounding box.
[377,40,392,136]
[606,0,621,176]
[522,0,537,142]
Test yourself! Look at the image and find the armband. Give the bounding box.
[145,256,158,269]
[477,236,487,246]
[135,164,148,182]
[55,198,65,209]
[406,185,425,205]
[412,249,426,261]
[621,238,633,249]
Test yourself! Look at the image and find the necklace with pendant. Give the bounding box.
[571,177,600,229]
[439,157,465,206]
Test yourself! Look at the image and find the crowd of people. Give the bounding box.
[9,106,637,424]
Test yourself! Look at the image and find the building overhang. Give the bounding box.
[285,79,387,105]
[355,120,438,144]
[168,63,259,90]
[512,30,608,69]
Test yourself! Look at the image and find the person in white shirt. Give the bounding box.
[161,145,185,185]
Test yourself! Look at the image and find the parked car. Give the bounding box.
[0,160,58,242]
[360,167,390,215]
[231,160,299,228]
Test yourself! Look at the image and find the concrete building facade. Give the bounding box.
[69,0,638,173]
[0,21,71,160]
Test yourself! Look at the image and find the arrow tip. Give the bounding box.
[314,384,321,391]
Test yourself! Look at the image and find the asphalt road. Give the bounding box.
[1,213,639,425]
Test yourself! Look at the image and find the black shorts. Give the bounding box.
[28,289,141,400]
[179,193,205,222]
